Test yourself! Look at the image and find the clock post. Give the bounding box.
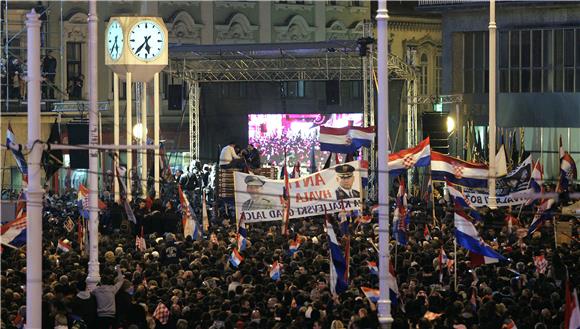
[105,17,168,200]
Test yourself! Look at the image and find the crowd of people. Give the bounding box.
[249,132,325,169]
[1,164,578,329]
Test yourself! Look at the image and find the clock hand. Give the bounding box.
[144,35,152,54]
[135,37,148,55]
[110,36,118,55]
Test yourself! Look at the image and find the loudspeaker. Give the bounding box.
[422,112,449,154]
[67,122,89,169]
[326,80,340,105]
[168,84,183,110]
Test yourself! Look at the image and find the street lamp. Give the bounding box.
[446,116,455,133]
[132,123,148,140]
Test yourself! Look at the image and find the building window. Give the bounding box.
[493,28,579,93]
[419,54,429,95]
[462,31,488,94]
[66,42,82,82]
[352,0,362,6]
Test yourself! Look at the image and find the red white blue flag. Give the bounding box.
[319,126,375,154]
[388,137,431,176]
[559,136,577,192]
[270,261,281,281]
[326,219,348,294]
[432,151,488,188]
[455,211,506,262]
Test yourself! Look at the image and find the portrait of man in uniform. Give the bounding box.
[334,164,360,200]
[242,175,273,211]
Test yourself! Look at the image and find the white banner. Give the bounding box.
[464,156,533,207]
[234,161,363,223]
[462,190,533,207]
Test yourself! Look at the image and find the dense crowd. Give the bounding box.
[250,132,324,169]
[1,173,578,329]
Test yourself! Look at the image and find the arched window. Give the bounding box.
[420,53,429,95]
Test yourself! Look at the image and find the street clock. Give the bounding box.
[129,19,165,62]
[105,16,168,82]
[106,19,124,61]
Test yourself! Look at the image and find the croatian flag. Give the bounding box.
[559,136,577,192]
[388,262,399,307]
[270,261,281,281]
[359,215,372,225]
[439,247,449,282]
[565,279,580,329]
[454,211,506,262]
[77,184,90,219]
[115,164,137,224]
[393,179,409,246]
[289,240,299,254]
[432,151,488,188]
[533,255,548,274]
[6,123,27,175]
[525,160,544,206]
[237,216,247,251]
[326,220,348,295]
[361,287,380,303]
[447,182,482,221]
[57,239,71,253]
[367,261,379,276]
[136,226,147,252]
[178,185,200,240]
[527,198,555,236]
[229,248,244,268]
[319,126,375,154]
[388,137,431,176]
[0,211,27,248]
[469,251,499,267]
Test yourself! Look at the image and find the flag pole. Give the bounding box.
[25,9,43,328]
[86,0,101,289]
[376,1,393,328]
[454,238,458,291]
[488,0,498,210]
[430,168,437,226]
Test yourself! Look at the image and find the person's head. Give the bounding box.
[247,144,255,151]
[335,164,355,190]
[245,176,265,199]
[228,141,236,146]
[76,279,87,292]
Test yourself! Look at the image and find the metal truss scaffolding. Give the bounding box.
[168,40,417,177]
[188,80,200,160]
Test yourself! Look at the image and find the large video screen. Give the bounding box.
[248,113,363,170]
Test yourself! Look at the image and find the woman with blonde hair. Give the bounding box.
[331,319,345,329]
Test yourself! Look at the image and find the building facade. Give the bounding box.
[422,1,580,178]
[1,1,444,192]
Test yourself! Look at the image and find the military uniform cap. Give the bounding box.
[335,164,355,177]
[245,175,265,186]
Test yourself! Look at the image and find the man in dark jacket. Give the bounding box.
[163,201,180,234]
[71,280,97,329]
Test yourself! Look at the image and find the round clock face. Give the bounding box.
[129,20,165,61]
[106,20,124,61]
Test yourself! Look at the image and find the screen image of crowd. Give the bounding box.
[1,160,579,329]
[248,114,363,169]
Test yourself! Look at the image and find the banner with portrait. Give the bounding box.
[234,161,363,223]
[463,155,534,207]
